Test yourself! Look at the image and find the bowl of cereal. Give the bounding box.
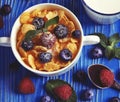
[0,3,100,76]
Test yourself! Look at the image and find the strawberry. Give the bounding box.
[18,77,35,94]
[53,84,72,101]
[100,69,114,87]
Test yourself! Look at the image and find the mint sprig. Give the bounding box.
[93,33,120,60]
[23,16,59,41]
[45,79,77,102]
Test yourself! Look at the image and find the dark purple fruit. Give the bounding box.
[0,4,11,15]
[21,40,33,51]
[39,52,52,63]
[72,30,81,38]
[41,95,51,102]
[91,47,103,58]
[59,49,72,61]
[32,17,45,30]
[0,16,3,28]
[110,97,120,102]
[76,70,87,82]
[40,33,56,49]
[54,24,68,39]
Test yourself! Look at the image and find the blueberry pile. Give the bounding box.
[54,24,68,39]
[39,52,52,63]
[32,17,45,30]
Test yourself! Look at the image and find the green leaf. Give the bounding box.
[24,29,43,41]
[92,33,108,48]
[115,48,120,58]
[24,30,37,41]
[45,79,77,102]
[105,46,115,60]
[108,33,120,47]
[44,16,59,28]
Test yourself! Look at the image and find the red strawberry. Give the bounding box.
[100,69,114,87]
[53,84,72,101]
[18,77,35,94]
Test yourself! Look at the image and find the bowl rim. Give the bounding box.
[11,3,84,76]
[81,0,120,16]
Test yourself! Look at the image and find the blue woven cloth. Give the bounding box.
[0,0,120,102]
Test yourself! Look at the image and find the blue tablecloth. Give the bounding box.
[0,0,120,102]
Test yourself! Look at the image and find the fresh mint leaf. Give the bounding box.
[45,16,59,28]
[45,79,77,102]
[24,29,43,41]
[92,33,108,48]
[24,30,37,41]
[115,48,120,58]
[108,33,120,47]
[105,46,115,60]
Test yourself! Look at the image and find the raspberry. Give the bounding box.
[18,77,35,94]
[40,33,56,49]
[100,69,114,87]
[53,84,72,101]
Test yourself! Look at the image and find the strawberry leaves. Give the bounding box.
[93,33,120,60]
[45,79,77,102]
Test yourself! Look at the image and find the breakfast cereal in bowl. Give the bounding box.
[16,8,81,72]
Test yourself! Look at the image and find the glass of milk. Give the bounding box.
[81,0,120,24]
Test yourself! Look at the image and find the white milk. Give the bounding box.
[83,0,120,14]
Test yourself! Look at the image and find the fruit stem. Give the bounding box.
[111,80,120,91]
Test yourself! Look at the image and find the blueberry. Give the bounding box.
[59,49,72,61]
[110,97,120,102]
[81,89,94,100]
[40,33,56,49]
[91,47,103,58]
[41,95,51,102]
[21,40,33,51]
[39,52,52,63]
[72,30,81,38]
[0,4,11,15]
[54,24,68,39]
[32,17,45,30]
[76,70,87,82]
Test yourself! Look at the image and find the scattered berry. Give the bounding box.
[40,33,56,49]
[81,89,94,100]
[0,16,3,28]
[39,52,52,63]
[91,47,103,58]
[18,77,35,94]
[76,70,87,82]
[54,24,68,39]
[32,17,45,30]
[53,84,72,101]
[0,4,11,15]
[110,97,120,102]
[59,49,72,61]
[100,69,114,87]
[21,40,33,51]
[72,30,81,38]
[41,95,51,102]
